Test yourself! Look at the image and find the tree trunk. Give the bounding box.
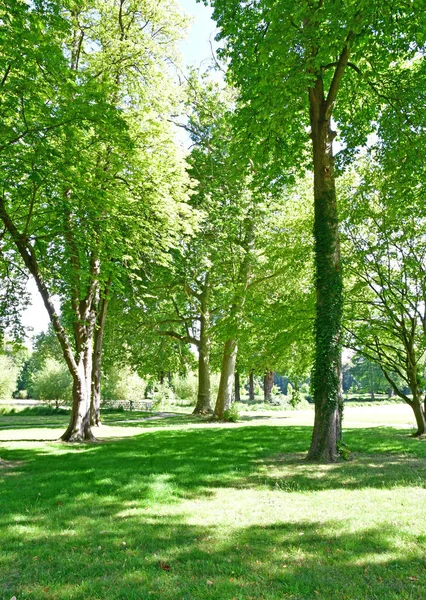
[91,281,111,427]
[264,371,274,403]
[214,220,254,419]
[411,398,426,436]
[61,360,95,442]
[215,338,238,419]
[406,365,426,436]
[307,76,344,462]
[235,371,241,403]
[193,277,213,415]
[249,370,255,401]
[159,371,165,385]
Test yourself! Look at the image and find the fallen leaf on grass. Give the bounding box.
[206,580,214,585]
[408,576,419,581]
[158,561,170,571]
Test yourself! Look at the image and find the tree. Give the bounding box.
[343,161,426,435]
[0,0,191,440]
[202,0,425,460]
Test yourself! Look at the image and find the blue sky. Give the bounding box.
[178,0,217,66]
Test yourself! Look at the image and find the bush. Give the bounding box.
[0,354,19,399]
[223,403,240,422]
[151,382,176,409]
[19,405,70,416]
[171,372,198,405]
[31,358,73,404]
[101,366,146,403]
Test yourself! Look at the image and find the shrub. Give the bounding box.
[171,372,198,405]
[0,354,19,399]
[223,403,240,422]
[151,382,176,409]
[102,366,146,403]
[31,358,73,404]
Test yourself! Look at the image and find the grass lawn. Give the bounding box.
[1,404,426,599]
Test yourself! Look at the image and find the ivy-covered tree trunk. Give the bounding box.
[307,76,344,462]
[235,371,241,402]
[91,282,111,427]
[193,277,213,415]
[249,370,255,401]
[264,371,274,403]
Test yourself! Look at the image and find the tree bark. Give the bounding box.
[411,399,426,436]
[235,371,241,403]
[193,276,213,415]
[264,371,274,403]
[215,338,238,418]
[406,364,426,436]
[91,280,111,426]
[214,219,254,419]
[249,370,255,401]
[307,73,345,462]
[61,359,95,441]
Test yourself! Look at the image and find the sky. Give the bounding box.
[21,0,217,339]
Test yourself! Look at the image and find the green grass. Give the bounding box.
[1,406,426,599]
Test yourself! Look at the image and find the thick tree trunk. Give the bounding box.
[411,398,426,436]
[249,370,255,401]
[193,278,213,415]
[307,77,344,462]
[264,371,274,403]
[235,371,241,403]
[214,338,238,418]
[407,367,426,436]
[61,360,95,442]
[91,282,111,427]
[159,371,165,384]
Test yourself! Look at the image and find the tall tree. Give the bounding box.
[342,161,426,435]
[202,0,425,460]
[0,0,191,440]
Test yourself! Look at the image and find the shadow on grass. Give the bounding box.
[1,424,426,598]
[1,510,426,599]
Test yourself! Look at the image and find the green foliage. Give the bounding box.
[31,358,73,404]
[0,354,19,398]
[151,381,176,409]
[171,372,198,405]
[222,403,240,422]
[337,441,352,462]
[101,366,146,403]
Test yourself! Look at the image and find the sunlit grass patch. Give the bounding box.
[1,410,426,599]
